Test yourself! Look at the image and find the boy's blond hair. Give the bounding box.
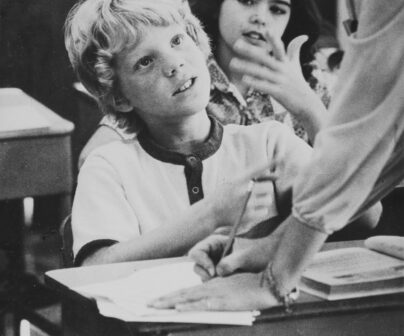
[65,0,210,124]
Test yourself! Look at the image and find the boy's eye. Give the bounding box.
[171,34,184,46]
[237,0,256,6]
[135,56,153,70]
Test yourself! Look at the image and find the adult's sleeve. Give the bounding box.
[292,1,404,234]
[264,122,312,215]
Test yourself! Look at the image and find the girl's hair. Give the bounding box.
[65,0,211,123]
[189,0,321,79]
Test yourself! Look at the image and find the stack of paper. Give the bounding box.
[74,262,259,325]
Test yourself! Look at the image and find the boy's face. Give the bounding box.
[116,24,210,124]
[218,0,291,55]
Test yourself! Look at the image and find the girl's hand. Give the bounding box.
[149,272,279,311]
[230,33,326,142]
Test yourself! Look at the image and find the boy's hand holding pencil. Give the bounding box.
[191,167,278,281]
[189,232,280,281]
[209,164,277,234]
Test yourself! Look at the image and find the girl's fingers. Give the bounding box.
[233,39,281,71]
[230,58,281,84]
[242,75,279,96]
[286,35,308,64]
[265,31,286,61]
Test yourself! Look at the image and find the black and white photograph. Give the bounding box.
[0,0,403,335]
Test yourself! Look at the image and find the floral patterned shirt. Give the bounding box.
[206,56,330,142]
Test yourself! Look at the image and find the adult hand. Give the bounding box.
[189,234,279,281]
[149,272,279,311]
[230,33,326,141]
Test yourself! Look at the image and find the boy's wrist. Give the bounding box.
[204,198,227,230]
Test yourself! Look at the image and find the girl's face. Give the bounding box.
[218,0,291,55]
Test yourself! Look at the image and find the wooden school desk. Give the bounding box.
[0,88,74,275]
[45,241,404,336]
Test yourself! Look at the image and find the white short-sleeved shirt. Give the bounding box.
[72,118,311,264]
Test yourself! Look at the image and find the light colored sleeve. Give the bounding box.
[72,151,140,256]
[292,1,404,234]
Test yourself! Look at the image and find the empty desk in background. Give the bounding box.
[0,87,74,275]
[45,241,404,336]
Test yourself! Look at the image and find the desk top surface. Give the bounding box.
[45,240,404,333]
[0,88,74,139]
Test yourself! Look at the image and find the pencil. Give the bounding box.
[220,180,255,260]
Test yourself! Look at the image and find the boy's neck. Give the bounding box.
[145,112,211,154]
[216,37,249,97]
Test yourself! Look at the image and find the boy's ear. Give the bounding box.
[115,97,133,113]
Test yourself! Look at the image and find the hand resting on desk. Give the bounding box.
[149,271,279,311]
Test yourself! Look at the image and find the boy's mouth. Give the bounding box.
[173,77,196,96]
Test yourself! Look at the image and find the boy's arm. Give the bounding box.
[73,152,267,266]
[82,198,223,265]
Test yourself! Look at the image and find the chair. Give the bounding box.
[59,215,74,268]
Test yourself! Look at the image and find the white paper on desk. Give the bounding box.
[74,261,259,325]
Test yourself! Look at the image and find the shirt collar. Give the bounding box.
[137,116,223,165]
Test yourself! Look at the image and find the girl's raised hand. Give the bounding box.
[230,33,326,142]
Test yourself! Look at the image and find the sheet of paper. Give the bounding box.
[74,261,259,325]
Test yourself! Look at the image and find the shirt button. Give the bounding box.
[187,155,198,165]
[192,186,199,194]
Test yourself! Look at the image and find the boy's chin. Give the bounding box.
[184,96,210,115]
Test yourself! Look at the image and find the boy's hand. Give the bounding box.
[210,164,276,232]
[189,234,279,281]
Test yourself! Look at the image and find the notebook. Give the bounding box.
[300,246,404,300]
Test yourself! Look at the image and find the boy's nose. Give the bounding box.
[162,55,185,77]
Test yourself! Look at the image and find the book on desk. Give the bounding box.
[301,236,404,300]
